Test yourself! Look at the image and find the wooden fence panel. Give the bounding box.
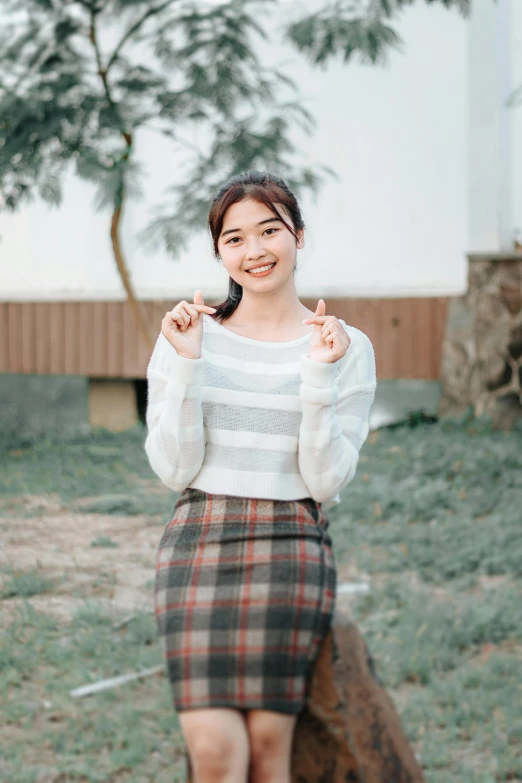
[49,302,65,375]
[0,298,448,380]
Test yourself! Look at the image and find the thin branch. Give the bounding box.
[142,124,202,155]
[89,8,131,144]
[105,0,179,75]
[89,11,105,75]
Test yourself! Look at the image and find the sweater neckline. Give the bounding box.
[205,314,314,346]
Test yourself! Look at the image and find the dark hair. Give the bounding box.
[208,170,305,322]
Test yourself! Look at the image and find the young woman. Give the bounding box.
[145,170,376,783]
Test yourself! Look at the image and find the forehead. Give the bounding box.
[221,197,287,228]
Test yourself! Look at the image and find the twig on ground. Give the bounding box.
[112,611,138,630]
[337,582,370,595]
[70,665,164,698]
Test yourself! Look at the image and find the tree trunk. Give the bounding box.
[110,204,156,351]
[89,9,156,353]
[439,252,522,430]
[184,611,426,782]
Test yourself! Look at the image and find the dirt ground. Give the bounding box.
[1,492,162,626]
[1,488,362,627]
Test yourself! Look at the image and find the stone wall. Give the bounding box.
[439,253,522,429]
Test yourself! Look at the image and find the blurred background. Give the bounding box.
[1,1,521,782]
[2,0,520,439]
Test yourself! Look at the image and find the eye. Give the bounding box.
[225,227,278,244]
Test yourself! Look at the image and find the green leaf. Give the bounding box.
[0,0,467,232]
[54,18,84,42]
[506,84,522,108]
[38,175,62,206]
[286,13,403,68]
[136,107,335,259]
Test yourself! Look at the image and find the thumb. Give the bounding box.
[194,289,204,306]
[316,298,325,316]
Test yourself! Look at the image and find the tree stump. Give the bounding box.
[183,608,426,782]
[290,607,426,782]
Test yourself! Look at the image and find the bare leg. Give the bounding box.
[178,707,250,783]
[246,709,298,783]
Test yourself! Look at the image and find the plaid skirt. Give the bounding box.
[154,487,337,714]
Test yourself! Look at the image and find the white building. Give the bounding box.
[0,0,519,433]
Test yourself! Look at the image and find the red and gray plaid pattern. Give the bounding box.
[154,487,337,714]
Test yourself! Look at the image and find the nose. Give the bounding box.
[244,236,267,261]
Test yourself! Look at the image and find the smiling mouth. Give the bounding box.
[246,263,276,274]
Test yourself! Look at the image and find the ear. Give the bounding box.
[296,228,305,249]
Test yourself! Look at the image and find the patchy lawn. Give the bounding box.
[1,416,521,782]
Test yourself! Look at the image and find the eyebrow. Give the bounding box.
[220,217,283,238]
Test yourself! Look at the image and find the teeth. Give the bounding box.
[248,263,275,274]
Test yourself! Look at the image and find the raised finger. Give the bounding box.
[194,304,218,314]
[188,303,215,326]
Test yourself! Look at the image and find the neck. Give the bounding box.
[233,278,307,328]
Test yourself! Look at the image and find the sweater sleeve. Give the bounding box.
[144,332,206,492]
[297,325,377,504]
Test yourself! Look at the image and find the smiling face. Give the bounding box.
[217,197,304,289]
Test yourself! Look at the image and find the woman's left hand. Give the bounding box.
[303,299,351,364]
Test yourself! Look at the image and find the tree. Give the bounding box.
[0,0,469,348]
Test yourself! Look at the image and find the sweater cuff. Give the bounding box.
[300,353,338,388]
[167,346,205,385]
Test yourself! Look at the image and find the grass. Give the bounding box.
[90,536,120,548]
[0,565,57,600]
[1,414,521,781]
[0,425,177,517]
[326,413,522,782]
[328,416,522,584]
[2,599,187,782]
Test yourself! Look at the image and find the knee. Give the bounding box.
[182,717,249,781]
[248,717,292,772]
[190,741,233,780]
[250,728,281,766]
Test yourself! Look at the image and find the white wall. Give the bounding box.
[511,0,522,247]
[0,1,473,302]
[468,0,522,252]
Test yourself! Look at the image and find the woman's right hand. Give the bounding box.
[161,290,217,359]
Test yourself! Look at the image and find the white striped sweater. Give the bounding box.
[144,313,377,509]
